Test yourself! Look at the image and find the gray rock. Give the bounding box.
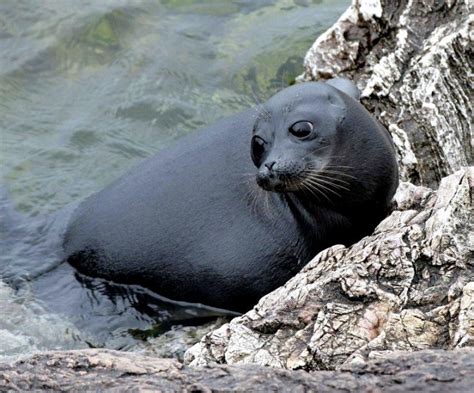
[185,168,473,369]
[184,0,473,371]
[0,348,473,391]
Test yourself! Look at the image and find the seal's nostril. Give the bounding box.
[265,161,276,170]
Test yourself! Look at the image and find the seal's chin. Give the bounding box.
[256,175,303,193]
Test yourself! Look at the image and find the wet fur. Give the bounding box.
[64,81,398,312]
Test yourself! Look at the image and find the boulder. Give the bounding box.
[1,348,473,391]
[185,0,473,370]
[302,0,472,187]
[185,168,473,369]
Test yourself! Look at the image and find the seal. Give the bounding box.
[64,79,398,312]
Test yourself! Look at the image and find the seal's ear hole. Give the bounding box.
[327,93,346,110]
[326,93,346,122]
[327,93,341,107]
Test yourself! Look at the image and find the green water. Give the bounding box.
[0,0,349,357]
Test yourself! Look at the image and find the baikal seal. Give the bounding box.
[64,79,399,312]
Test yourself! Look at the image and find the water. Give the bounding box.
[0,0,349,358]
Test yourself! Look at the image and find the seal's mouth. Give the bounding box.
[256,169,305,193]
[256,159,311,192]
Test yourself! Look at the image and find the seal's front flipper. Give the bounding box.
[325,78,361,101]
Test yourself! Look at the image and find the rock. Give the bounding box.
[301,0,472,187]
[184,0,473,371]
[142,318,228,362]
[0,348,473,391]
[185,168,473,369]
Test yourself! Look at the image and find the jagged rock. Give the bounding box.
[185,168,473,369]
[184,0,473,371]
[302,0,473,186]
[0,348,473,391]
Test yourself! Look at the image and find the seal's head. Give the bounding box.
[251,82,347,195]
[251,81,398,212]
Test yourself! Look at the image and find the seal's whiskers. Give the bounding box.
[305,174,350,192]
[319,169,357,179]
[300,178,331,202]
[305,171,350,189]
[303,177,342,198]
[241,173,275,219]
[309,173,350,186]
[250,87,270,120]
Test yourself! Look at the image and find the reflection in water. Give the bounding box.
[0,0,349,357]
[34,263,238,350]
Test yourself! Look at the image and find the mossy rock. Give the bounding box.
[83,11,123,49]
[231,53,305,100]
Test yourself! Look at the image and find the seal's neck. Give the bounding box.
[283,192,386,249]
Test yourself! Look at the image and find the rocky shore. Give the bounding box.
[185,167,473,369]
[1,0,472,390]
[186,0,473,370]
[1,348,473,391]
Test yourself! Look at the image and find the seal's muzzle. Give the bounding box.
[256,159,305,192]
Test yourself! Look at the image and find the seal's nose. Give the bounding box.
[265,161,276,170]
[256,167,271,189]
[256,159,306,192]
[256,161,278,190]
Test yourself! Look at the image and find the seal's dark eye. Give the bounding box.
[251,136,266,165]
[289,121,314,139]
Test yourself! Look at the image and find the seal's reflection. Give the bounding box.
[32,263,236,350]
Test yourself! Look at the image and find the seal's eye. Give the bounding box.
[289,121,313,139]
[251,135,266,165]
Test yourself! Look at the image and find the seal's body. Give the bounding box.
[64,81,398,312]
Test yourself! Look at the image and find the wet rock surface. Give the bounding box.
[1,348,473,391]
